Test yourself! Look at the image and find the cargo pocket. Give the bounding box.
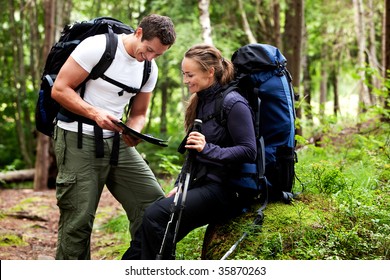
[54,127,66,165]
[56,172,77,211]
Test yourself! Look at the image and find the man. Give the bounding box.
[51,14,176,259]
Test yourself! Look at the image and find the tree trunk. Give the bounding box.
[146,91,156,133]
[302,23,313,124]
[198,0,213,45]
[272,0,281,47]
[238,0,257,44]
[330,66,340,117]
[33,0,56,191]
[302,53,313,123]
[319,62,327,122]
[384,0,390,119]
[160,60,169,135]
[28,0,40,89]
[8,0,33,168]
[353,0,371,113]
[33,0,71,191]
[55,0,72,41]
[283,0,304,136]
[367,0,380,105]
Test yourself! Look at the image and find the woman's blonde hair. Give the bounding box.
[183,44,234,131]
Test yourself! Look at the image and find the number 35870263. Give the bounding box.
[218,266,266,276]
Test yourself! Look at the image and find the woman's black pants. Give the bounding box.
[122,181,241,260]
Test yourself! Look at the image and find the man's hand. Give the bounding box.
[92,108,123,132]
[122,134,142,147]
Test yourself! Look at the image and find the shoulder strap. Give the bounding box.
[141,60,152,88]
[214,88,230,126]
[125,60,152,115]
[74,28,118,100]
[89,26,118,80]
[90,28,151,95]
[202,85,238,125]
[99,41,152,96]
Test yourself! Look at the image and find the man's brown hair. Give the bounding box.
[138,14,176,47]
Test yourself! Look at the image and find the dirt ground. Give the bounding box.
[0,187,124,260]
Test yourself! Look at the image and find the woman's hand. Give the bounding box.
[185,131,205,152]
[167,187,178,197]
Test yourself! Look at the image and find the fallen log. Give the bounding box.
[6,211,48,222]
[0,169,35,183]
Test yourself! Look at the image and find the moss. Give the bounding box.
[201,195,338,260]
[94,244,125,260]
[9,197,43,212]
[0,234,28,247]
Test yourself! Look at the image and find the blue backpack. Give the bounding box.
[216,44,297,204]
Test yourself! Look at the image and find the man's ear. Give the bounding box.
[135,27,143,39]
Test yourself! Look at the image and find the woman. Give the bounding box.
[122,44,256,260]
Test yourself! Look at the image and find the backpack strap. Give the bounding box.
[100,54,151,95]
[94,29,152,96]
[89,26,118,80]
[76,29,118,159]
[201,85,237,125]
[125,59,152,117]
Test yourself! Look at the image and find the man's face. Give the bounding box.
[133,28,170,62]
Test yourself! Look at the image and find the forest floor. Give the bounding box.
[0,187,124,260]
[0,118,382,261]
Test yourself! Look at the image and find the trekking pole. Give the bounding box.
[221,207,265,260]
[155,172,184,260]
[170,119,202,259]
[156,119,203,260]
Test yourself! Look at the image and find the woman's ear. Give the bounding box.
[208,67,215,78]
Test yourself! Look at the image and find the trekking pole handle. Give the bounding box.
[185,119,202,164]
[179,118,201,203]
[192,119,202,133]
[177,119,202,154]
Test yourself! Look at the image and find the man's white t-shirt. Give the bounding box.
[57,34,158,138]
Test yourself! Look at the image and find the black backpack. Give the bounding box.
[215,44,298,204]
[35,17,151,137]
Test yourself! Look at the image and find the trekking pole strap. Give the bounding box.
[221,232,248,260]
[220,210,265,260]
[156,179,183,260]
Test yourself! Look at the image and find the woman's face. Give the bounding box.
[181,57,214,94]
